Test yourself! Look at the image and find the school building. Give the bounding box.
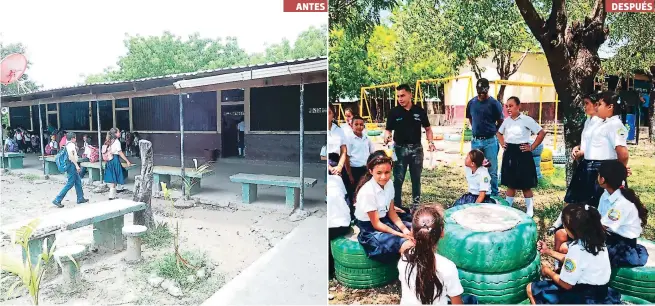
[1,57,327,166]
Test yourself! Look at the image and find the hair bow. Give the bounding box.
[482,159,490,167]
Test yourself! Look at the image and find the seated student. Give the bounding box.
[398,205,476,305]
[527,205,620,304]
[354,152,414,262]
[327,153,352,279]
[4,132,19,153]
[596,160,649,267]
[454,149,495,206]
[30,133,39,154]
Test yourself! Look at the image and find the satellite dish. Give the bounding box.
[1,53,28,85]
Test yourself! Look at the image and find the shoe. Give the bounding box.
[52,200,64,208]
[77,199,89,204]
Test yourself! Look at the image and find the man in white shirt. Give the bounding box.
[52,132,88,207]
[237,117,245,157]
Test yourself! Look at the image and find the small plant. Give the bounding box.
[22,174,40,182]
[147,251,206,289]
[0,219,77,305]
[161,183,197,272]
[142,221,173,248]
[181,161,213,199]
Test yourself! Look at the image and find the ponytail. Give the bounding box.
[402,206,445,304]
[620,188,649,227]
[104,127,119,147]
[562,204,606,255]
[353,151,392,204]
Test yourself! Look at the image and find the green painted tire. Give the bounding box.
[610,281,655,302]
[611,275,655,288]
[367,130,382,136]
[331,227,387,269]
[334,263,398,289]
[621,294,653,304]
[459,254,540,304]
[490,195,510,206]
[438,204,538,274]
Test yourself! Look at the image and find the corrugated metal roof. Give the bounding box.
[1,56,327,100]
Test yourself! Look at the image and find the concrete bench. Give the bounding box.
[39,155,89,175]
[0,199,146,266]
[153,166,215,196]
[229,173,317,208]
[79,161,139,183]
[2,152,25,169]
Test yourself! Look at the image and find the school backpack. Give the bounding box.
[45,144,53,155]
[6,140,18,153]
[87,145,99,163]
[101,143,113,162]
[55,146,69,172]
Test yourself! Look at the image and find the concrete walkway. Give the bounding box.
[202,214,327,305]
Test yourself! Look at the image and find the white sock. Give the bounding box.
[109,187,116,199]
[238,148,242,155]
[552,212,563,228]
[506,196,515,207]
[526,197,534,217]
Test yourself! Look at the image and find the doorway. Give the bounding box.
[221,105,244,158]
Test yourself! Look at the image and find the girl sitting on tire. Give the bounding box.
[497,96,546,217]
[527,205,620,304]
[398,205,476,305]
[454,149,495,206]
[354,152,414,263]
[597,160,649,267]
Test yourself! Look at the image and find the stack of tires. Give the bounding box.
[539,147,555,177]
[463,128,472,141]
[609,238,655,303]
[552,148,567,164]
[331,227,399,289]
[437,204,540,304]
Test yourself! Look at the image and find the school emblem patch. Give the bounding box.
[608,208,621,221]
[483,177,489,183]
[564,258,576,273]
[617,128,627,137]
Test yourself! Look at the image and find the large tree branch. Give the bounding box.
[547,0,567,36]
[468,57,483,79]
[514,0,547,40]
[509,50,529,77]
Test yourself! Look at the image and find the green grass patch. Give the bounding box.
[146,251,207,289]
[21,174,40,181]
[142,221,173,248]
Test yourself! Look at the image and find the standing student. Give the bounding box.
[527,205,619,304]
[597,160,649,267]
[103,127,133,200]
[237,117,245,157]
[550,95,602,234]
[454,149,495,206]
[52,132,89,207]
[466,78,504,196]
[341,108,355,137]
[347,115,375,201]
[384,84,436,214]
[497,96,546,217]
[46,135,58,155]
[327,153,352,279]
[328,105,354,200]
[398,206,475,305]
[354,153,414,262]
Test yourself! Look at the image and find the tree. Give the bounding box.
[514,0,608,181]
[0,40,41,95]
[292,24,329,59]
[328,28,371,102]
[329,0,399,36]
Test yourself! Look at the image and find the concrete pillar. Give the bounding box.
[122,225,148,263]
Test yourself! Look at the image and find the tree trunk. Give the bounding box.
[133,140,155,229]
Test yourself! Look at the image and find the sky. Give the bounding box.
[1,0,327,90]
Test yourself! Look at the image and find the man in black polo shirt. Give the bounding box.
[384,84,436,214]
[466,78,504,196]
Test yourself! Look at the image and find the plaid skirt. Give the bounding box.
[606,232,649,268]
[531,281,620,304]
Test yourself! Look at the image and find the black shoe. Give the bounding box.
[52,201,64,208]
[77,199,89,204]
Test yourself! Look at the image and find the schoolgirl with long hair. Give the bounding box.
[103,127,133,200]
[454,149,495,206]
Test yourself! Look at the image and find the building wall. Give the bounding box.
[245,134,323,162]
[137,133,221,167]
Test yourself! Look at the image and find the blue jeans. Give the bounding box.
[393,144,423,211]
[471,137,499,196]
[54,164,84,203]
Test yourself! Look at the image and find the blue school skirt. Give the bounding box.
[453,192,495,206]
[357,217,412,263]
[606,232,649,268]
[530,281,621,304]
[564,160,605,207]
[500,143,538,190]
[104,155,128,185]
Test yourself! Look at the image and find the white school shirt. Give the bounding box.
[580,116,602,154]
[65,142,79,163]
[598,190,642,239]
[497,114,543,144]
[560,240,611,286]
[354,178,394,221]
[341,123,354,137]
[348,133,375,167]
[465,167,491,195]
[327,123,347,154]
[398,253,464,305]
[586,116,628,161]
[110,139,122,154]
[237,121,245,132]
[327,175,351,228]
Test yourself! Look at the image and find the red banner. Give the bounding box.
[606,0,655,12]
[283,0,327,12]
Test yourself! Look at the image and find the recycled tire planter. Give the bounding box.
[331,226,398,289]
[367,130,382,137]
[621,294,652,304]
[445,134,462,142]
[609,239,655,302]
[552,153,567,164]
[458,253,541,304]
[541,148,553,162]
[437,204,538,274]
[490,195,510,206]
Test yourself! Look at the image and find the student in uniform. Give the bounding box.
[454,149,495,206]
[549,95,602,235]
[398,205,476,305]
[355,153,414,262]
[341,108,355,137]
[597,160,649,267]
[52,132,89,207]
[347,115,376,201]
[328,152,352,279]
[527,205,620,304]
[103,128,133,200]
[497,97,546,217]
[237,117,245,157]
[328,105,354,203]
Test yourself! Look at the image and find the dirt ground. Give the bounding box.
[0,171,305,305]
